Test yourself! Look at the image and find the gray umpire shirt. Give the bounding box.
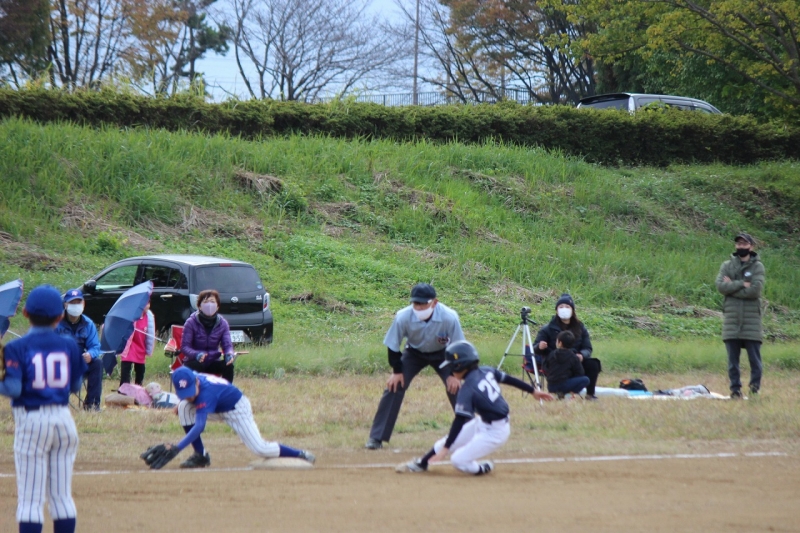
[383,302,465,354]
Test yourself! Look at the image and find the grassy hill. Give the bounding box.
[1,117,799,373]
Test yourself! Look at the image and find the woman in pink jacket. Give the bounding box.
[120,302,155,386]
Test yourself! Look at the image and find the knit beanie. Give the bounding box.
[555,293,575,310]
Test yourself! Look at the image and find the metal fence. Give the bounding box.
[315,87,550,106]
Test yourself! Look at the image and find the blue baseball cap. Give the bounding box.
[172,367,198,400]
[63,288,84,303]
[24,285,65,319]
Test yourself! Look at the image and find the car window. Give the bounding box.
[581,98,629,110]
[693,105,714,113]
[662,100,693,110]
[194,266,264,293]
[141,264,183,289]
[96,265,139,291]
[635,97,660,108]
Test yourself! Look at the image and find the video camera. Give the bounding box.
[519,306,535,325]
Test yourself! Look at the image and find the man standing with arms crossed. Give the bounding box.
[365,284,465,450]
[56,288,103,410]
[716,233,766,399]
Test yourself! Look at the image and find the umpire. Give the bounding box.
[715,233,766,398]
[365,284,465,450]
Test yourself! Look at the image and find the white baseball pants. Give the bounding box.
[13,405,79,523]
[178,396,280,457]
[433,417,510,474]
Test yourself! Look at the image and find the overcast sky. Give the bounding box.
[197,0,410,101]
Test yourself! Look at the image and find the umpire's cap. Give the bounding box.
[440,340,480,373]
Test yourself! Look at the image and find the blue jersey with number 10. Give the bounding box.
[4,327,86,408]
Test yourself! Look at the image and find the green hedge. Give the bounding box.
[1,88,798,166]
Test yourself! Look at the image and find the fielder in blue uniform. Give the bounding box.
[397,340,553,475]
[140,366,315,469]
[0,285,87,533]
[56,288,103,410]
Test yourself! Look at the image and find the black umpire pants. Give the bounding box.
[369,347,457,443]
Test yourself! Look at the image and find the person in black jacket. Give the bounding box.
[532,293,602,400]
[543,331,589,398]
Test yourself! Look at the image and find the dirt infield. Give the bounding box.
[1,452,798,532]
[1,373,799,531]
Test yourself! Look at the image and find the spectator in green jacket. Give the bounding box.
[715,233,766,399]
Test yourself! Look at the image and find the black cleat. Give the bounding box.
[475,461,494,475]
[180,452,211,468]
[299,450,316,464]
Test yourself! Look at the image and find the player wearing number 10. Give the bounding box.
[0,285,87,533]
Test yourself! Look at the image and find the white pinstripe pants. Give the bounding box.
[13,405,78,523]
[178,396,280,458]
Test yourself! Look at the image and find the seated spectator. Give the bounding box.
[120,300,155,386]
[543,331,589,398]
[181,290,236,383]
[56,288,103,410]
[533,293,602,400]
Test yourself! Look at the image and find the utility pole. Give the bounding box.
[413,0,420,105]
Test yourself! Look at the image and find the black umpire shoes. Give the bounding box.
[364,438,383,450]
[180,451,211,468]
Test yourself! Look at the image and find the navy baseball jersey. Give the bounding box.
[454,366,509,422]
[190,374,243,415]
[4,327,86,408]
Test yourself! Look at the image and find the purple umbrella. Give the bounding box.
[0,279,23,338]
[100,281,153,354]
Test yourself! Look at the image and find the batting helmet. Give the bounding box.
[440,340,480,373]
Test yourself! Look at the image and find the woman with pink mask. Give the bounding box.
[180,290,236,383]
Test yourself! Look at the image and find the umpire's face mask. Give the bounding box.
[413,303,434,321]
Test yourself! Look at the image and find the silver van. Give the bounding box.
[577,93,721,114]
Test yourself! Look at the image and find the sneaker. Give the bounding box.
[364,438,383,450]
[584,394,599,401]
[730,390,744,400]
[180,451,211,468]
[299,450,316,464]
[475,461,494,475]
[749,387,759,396]
[396,458,427,473]
[555,392,566,400]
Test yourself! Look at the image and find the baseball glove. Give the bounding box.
[140,444,180,470]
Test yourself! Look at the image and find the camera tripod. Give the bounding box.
[497,306,543,394]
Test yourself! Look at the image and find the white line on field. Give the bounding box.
[0,451,787,479]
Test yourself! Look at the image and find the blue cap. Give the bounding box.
[63,288,84,303]
[172,367,198,400]
[24,285,65,319]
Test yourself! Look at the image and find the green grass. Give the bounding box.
[1,116,799,373]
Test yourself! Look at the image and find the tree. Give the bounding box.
[48,0,132,89]
[0,0,51,86]
[226,0,397,101]
[442,0,597,104]
[127,0,231,95]
[568,0,800,116]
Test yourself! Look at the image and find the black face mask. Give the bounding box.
[735,248,751,257]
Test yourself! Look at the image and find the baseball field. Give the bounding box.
[2,371,799,532]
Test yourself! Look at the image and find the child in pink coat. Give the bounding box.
[120,302,155,386]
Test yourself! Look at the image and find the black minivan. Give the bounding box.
[81,255,273,343]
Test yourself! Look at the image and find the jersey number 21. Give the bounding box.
[478,373,501,402]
